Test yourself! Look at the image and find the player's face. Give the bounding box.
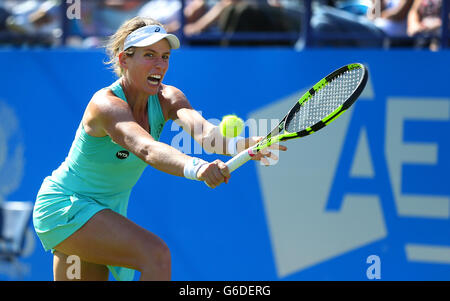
[125,39,171,95]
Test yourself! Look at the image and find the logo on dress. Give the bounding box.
[116,150,129,160]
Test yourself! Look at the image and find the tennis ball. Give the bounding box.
[220,115,244,138]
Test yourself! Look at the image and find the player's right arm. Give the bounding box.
[82,90,227,188]
[83,90,190,177]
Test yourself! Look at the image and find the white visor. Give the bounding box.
[123,25,180,51]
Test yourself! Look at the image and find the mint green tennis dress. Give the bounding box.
[33,79,166,281]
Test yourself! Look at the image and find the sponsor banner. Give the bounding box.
[0,49,448,280]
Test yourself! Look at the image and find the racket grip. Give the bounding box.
[225,148,254,173]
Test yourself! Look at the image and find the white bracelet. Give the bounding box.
[184,157,208,180]
[227,136,245,156]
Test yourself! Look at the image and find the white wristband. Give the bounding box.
[184,157,208,180]
[227,136,245,156]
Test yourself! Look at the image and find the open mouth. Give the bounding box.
[147,74,162,85]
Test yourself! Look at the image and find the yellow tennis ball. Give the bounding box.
[220,115,244,138]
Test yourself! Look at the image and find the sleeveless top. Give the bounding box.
[49,79,166,198]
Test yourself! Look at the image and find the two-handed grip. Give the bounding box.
[225,148,254,173]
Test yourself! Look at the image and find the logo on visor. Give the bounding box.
[155,27,161,32]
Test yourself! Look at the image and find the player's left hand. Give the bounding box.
[246,136,287,166]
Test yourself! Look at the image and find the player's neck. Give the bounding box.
[120,77,149,113]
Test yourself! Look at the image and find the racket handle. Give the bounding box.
[225,148,254,173]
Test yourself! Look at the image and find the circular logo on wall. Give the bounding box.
[0,100,25,203]
[0,100,34,280]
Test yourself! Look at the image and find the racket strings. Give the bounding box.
[286,68,364,133]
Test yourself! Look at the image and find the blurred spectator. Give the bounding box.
[78,0,145,36]
[94,0,145,34]
[1,0,445,49]
[67,0,146,48]
[367,1,413,36]
[182,0,231,37]
[300,0,386,48]
[333,0,372,15]
[182,0,302,46]
[407,0,443,50]
[0,0,61,46]
[0,6,10,31]
[367,0,414,47]
[138,0,207,34]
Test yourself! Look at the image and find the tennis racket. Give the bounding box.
[225,63,369,173]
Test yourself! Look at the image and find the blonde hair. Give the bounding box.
[105,17,164,77]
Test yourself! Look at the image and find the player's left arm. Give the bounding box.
[163,85,234,155]
[164,85,286,163]
[163,85,259,155]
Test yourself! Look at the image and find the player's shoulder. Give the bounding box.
[159,84,187,103]
[84,88,131,129]
[159,84,191,108]
[159,84,193,120]
[90,87,128,112]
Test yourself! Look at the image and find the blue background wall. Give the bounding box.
[0,48,449,280]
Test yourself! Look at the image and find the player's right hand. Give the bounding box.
[197,159,230,188]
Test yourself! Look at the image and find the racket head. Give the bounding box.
[283,63,368,138]
[226,63,368,173]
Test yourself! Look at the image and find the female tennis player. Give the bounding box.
[32,16,285,281]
